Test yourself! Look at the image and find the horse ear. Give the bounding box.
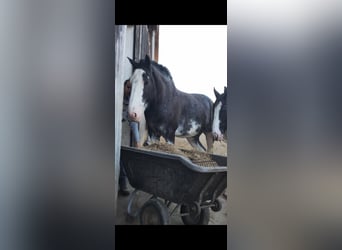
[224,86,227,93]
[214,88,220,99]
[127,57,137,68]
[145,54,151,62]
[145,54,151,63]
[144,54,152,71]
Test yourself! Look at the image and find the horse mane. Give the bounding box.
[151,61,173,81]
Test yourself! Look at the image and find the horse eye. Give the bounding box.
[143,73,149,84]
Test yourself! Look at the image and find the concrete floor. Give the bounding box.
[115,182,228,225]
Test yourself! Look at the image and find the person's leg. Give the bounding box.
[130,122,140,147]
[119,159,130,196]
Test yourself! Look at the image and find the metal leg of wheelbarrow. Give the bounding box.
[196,199,222,212]
[170,203,180,217]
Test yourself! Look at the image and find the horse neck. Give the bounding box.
[151,68,177,105]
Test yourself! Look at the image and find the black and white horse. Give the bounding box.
[127,55,213,152]
[212,87,227,141]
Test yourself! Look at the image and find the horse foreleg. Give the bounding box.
[164,131,176,145]
[186,136,206,152]
[144,134,160,146]
[205,132,214,154]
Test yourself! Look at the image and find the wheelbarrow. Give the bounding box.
[120,146,227,225]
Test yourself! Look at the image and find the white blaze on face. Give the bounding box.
[128,69,147,121]
[212,101,223,138]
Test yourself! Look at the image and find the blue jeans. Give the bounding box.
[129,121,140,145]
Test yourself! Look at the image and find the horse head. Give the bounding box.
[127,55,155,122]
[212,86,227,141]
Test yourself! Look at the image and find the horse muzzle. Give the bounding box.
[128,112,140,122]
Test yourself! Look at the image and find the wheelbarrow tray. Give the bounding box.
[120,146,227,206]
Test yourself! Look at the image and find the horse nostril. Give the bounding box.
[129,112,137,120]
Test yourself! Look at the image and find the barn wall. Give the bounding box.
[148,25,159,61]
[121,26,135,147]
[134,26,150,61]
[123,26,134,80]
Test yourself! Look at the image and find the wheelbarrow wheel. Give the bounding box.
[139,198,170,225]
[180,204,210,225]
[211,199,222,212]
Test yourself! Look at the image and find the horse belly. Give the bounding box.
[175,120,201,137]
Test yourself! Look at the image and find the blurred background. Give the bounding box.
[229,0,342,249]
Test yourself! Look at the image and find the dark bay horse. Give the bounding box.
[212,87,227,141]
[127,55,213,152]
